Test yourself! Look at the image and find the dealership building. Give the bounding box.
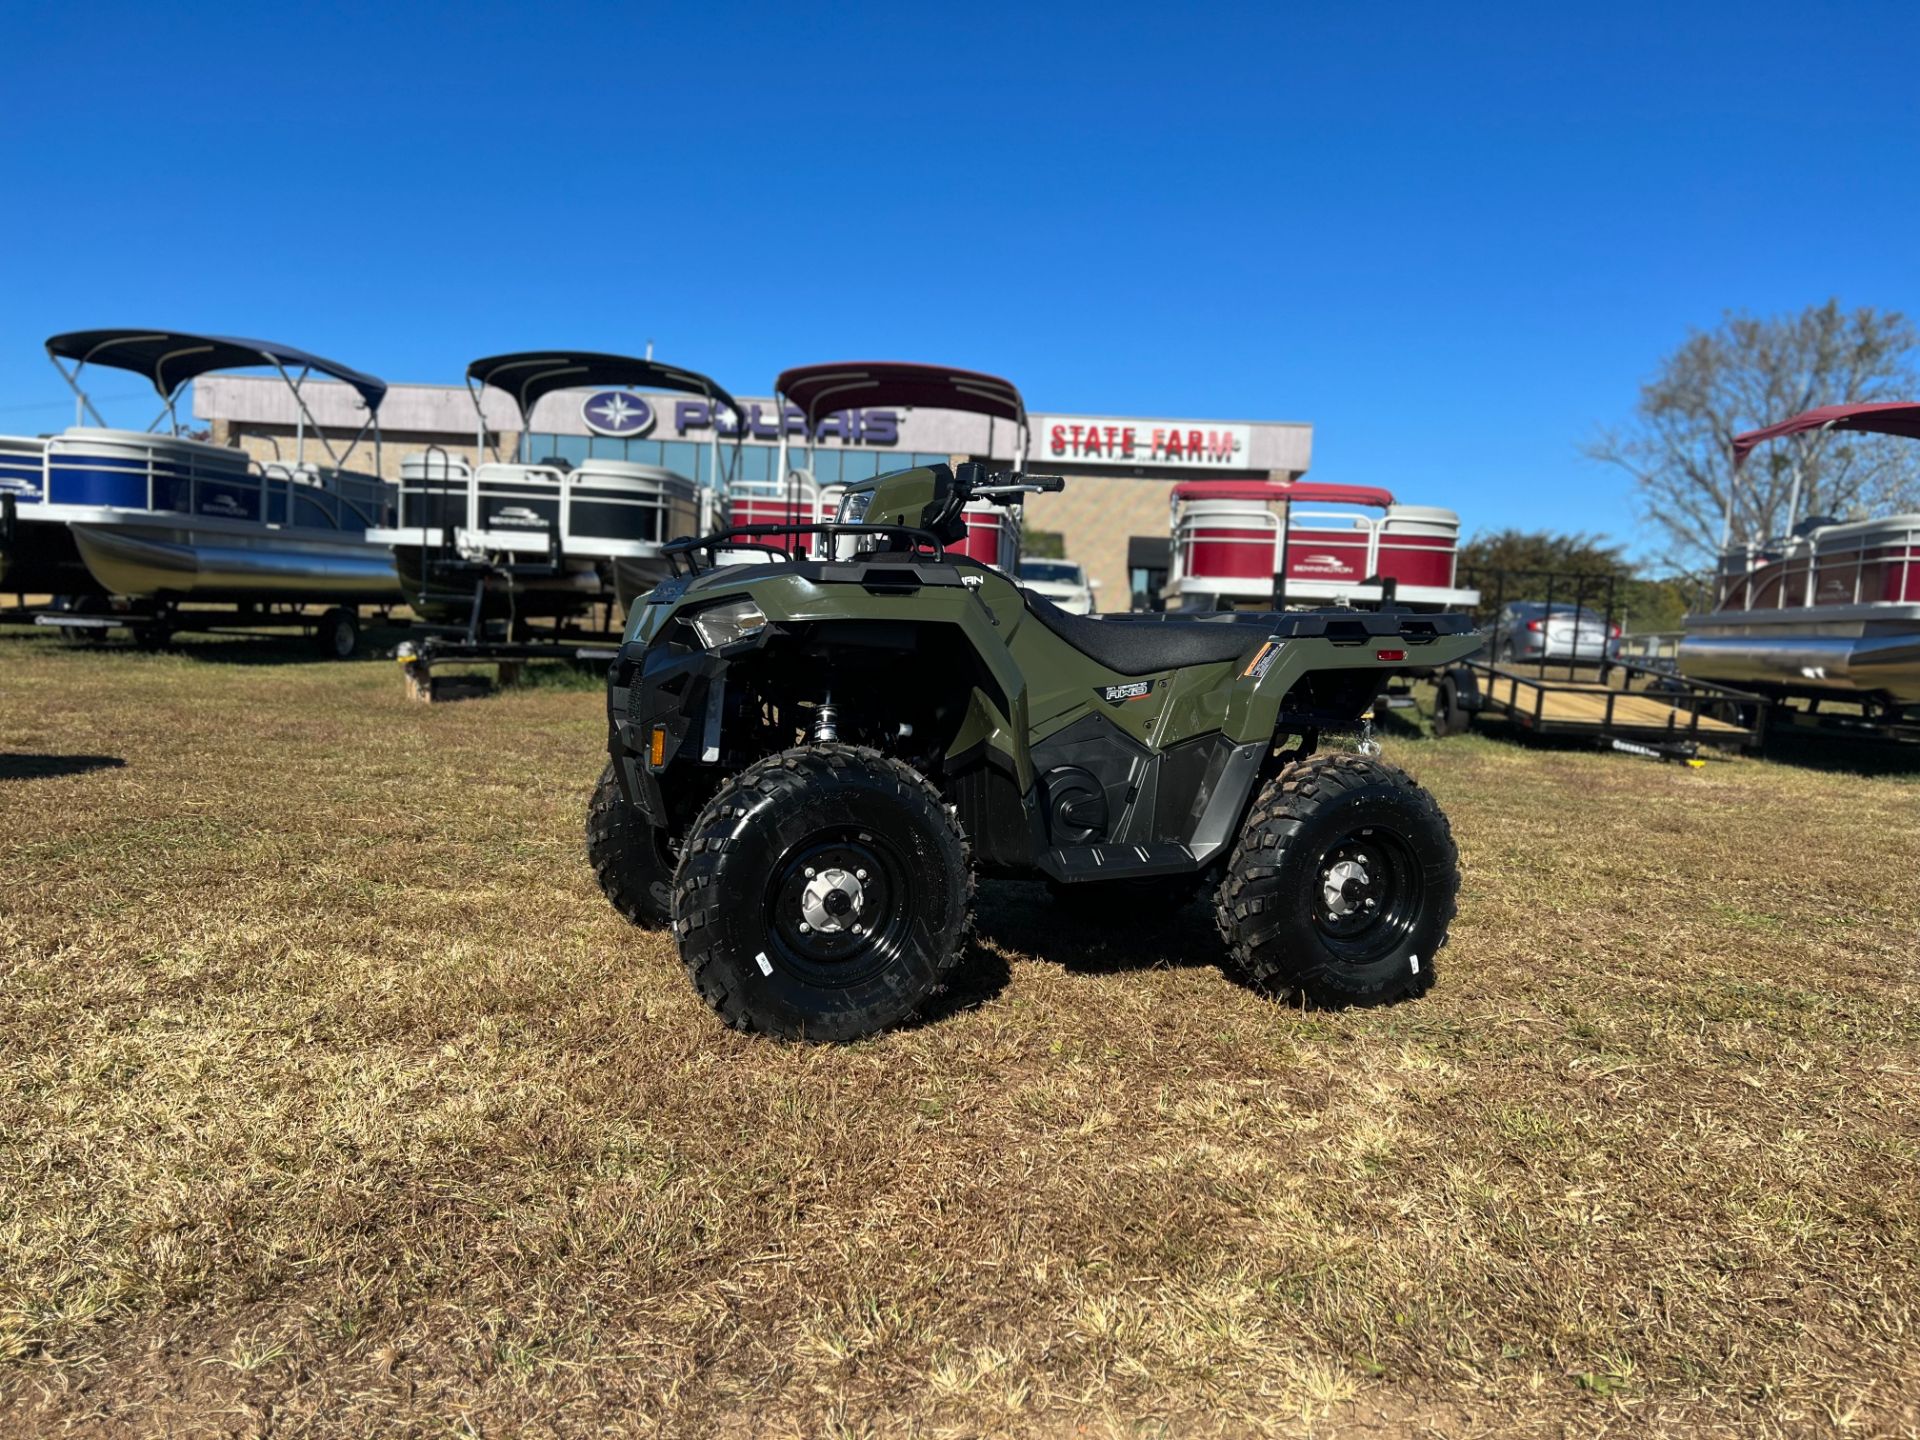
[196,375,1313,605]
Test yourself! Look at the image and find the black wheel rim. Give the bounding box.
[763,828,913,986]
[1311,826,1423,965]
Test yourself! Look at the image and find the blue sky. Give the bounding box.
[3,1,1915,560]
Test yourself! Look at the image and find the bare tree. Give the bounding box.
[1588,301,1920,571]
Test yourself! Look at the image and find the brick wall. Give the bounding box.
[1020,474,1174,610]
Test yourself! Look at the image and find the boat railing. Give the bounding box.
[1714,516,1920,612]
[394,451,701,556]
[32,430,393,534]
[724,471,839,556]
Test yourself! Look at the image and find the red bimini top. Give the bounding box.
[1171,479,1396,508]
[1731,401,1920,468]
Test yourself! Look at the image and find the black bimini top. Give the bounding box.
[467,352,742,424]
[775,361,1025,426]
[45,329,388,412]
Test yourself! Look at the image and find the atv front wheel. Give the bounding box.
[586,761,675,927]
[673,746,973,1040]
[1216,754,1457,1008]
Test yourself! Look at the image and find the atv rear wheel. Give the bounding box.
[673,745,973,1041]
[1216,753,1456,1008]
[586,761,675,927]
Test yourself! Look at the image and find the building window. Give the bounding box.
[657,441,697,479]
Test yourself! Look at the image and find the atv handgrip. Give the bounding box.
[974,470,1065,496]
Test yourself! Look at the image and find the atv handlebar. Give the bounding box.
[967,471,1065,502]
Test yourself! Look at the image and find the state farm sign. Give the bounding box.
[1038,415,1252,469]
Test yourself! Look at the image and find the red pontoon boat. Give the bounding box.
[727,362,1025,571]
[1678,403,1920,718]
[1160,479,1478,612]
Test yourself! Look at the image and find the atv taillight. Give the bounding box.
[1376,648,1406,662]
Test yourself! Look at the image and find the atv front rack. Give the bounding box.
[662,522,949,578]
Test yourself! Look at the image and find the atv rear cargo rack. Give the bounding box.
[662,523,948,578]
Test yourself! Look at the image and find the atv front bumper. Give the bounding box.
[607,637,735,826]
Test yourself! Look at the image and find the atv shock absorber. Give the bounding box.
[811,694,839,745]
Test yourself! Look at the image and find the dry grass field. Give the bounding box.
[2,629,1917,1438]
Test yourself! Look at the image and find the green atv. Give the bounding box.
[589,367,1479,1040]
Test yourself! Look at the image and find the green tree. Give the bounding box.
[1588,301,1920,570]
[1022,528,1066,560]
[1458,529,1627,580]
[1457,529,1693,634]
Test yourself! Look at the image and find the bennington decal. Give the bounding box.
[1099,680,1157,704]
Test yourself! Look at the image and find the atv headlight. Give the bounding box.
[688,598,767,650]
[835,491,872,525]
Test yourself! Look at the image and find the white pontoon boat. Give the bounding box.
[368,352,729,626]
[1679,403,1920,717]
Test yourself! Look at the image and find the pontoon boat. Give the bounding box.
[1679,402,1920,711]
[1160,479,1478,612]
[0,330,399,612]
[366,353,729,625]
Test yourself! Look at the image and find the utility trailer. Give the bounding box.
[1430,657,1764,759]
[394,633,619,702]
[6,590,382,658]
[1424,567,1765,759]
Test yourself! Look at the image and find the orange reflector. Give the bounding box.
[649,726,667,766]
[1376,648,1406,662]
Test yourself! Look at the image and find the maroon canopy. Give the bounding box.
[1731,401,1920,468]
[1172,479,1396,508]
[775,361,1024,425]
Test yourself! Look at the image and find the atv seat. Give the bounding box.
[1021,590,1263,676]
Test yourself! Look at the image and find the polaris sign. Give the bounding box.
[581,391,657,438]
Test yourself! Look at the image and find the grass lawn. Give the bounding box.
[2,631,1917,1437]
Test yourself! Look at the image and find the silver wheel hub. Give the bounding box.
[1321,856,1371,919]
[800,867,866,933]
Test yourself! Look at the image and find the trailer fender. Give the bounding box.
[1444,664,1485,713]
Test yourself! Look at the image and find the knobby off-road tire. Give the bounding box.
[586,761,676,927]
[673,745,973,1041]
[1216,753,1457,1008]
